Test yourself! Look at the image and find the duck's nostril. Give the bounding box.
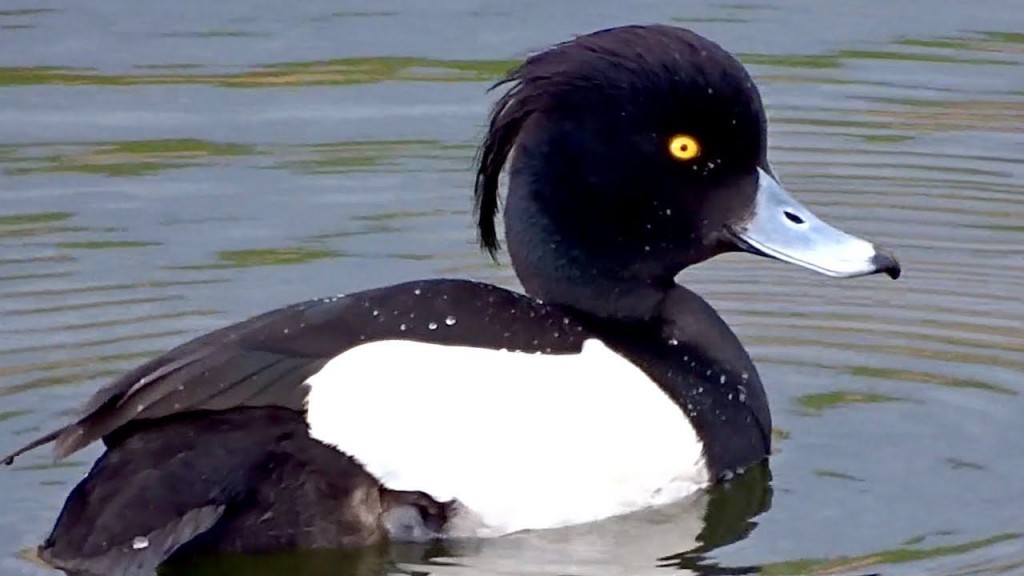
[783,210,805,225]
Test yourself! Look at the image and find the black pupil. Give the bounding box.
[784,210,805,224]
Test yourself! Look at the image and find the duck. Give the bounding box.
[3,23,900,576]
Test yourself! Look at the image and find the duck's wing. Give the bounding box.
[3,279,587,464]
[37,407,390,575]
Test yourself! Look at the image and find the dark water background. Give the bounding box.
[1,1,1022,574]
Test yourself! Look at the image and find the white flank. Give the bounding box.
[304,338,708,537]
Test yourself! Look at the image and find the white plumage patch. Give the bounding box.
[304,339,708,537]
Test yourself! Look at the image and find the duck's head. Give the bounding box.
[475,25,900,320]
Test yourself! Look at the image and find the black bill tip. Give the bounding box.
[871,249,901,280]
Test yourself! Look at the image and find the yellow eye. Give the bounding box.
[668,135,701,161]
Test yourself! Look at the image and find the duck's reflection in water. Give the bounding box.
[164,463,770,576]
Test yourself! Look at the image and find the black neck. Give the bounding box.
[504,187,673,320]
[502,135,688,320]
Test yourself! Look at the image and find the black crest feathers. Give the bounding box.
[472,25,730,259]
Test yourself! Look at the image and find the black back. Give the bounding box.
[2,280,590,463]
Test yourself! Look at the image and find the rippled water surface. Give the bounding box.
[1,1,1023,575]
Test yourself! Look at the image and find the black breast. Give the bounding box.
[580,286,772,478]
